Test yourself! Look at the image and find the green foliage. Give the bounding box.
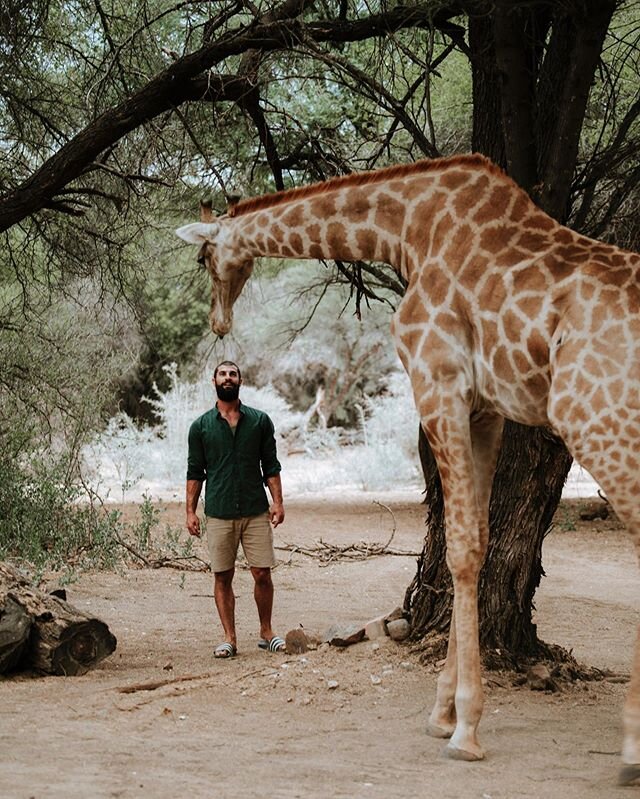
[0,453,121,572]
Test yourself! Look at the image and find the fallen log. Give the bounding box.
[0,562,117,676]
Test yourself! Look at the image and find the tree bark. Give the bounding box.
[0,563,117,676]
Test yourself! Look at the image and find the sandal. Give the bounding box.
[214,642,237,659]
[258,636,286,653]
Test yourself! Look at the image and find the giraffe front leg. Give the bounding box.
[427,607,457,738]
[444,572,484,761]
[424,411,502,761]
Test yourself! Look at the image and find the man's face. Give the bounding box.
[214,365,241,402]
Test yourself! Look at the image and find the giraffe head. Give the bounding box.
[176,206,254,337]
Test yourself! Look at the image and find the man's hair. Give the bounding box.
[213,360,242,380]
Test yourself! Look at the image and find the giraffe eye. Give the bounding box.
[197,254,206,267]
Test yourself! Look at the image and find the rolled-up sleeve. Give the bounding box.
[259,414,281,479]
[186,418,206,482]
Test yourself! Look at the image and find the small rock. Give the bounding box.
[386,618,411,641]
[322,623,366,647]
[285,628,309,654]
[385,606,405,623]
[400,661,414,671]
[370,674,382,685]
[364,616,388,640]
[327,679,339,690]
[526,663,557,692]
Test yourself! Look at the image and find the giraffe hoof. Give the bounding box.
[443,741,485,762]
[426,721,454,739]
[619,764,640,786]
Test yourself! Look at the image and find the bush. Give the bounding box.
[0,454,121,573]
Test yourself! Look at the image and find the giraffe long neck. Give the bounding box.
[227,182,417,280]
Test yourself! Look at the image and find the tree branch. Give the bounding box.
[0,4,461,232]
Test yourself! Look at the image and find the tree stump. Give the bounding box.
[0,562,117,676]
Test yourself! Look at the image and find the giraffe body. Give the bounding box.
[176,154,640,782]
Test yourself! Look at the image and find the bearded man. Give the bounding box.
[186,360,286,659]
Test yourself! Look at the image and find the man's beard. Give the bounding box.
[215,383,240,402]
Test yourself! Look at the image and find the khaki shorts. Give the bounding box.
[205,512,275,572]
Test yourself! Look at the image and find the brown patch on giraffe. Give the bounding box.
[421,268,451,306]
[513,265,549,294]
[310,194,338,220]
[272,225,286,243]
[439,169,473,191]
[522,213,555,232]
[478,273,507,313]
[453,185,483,218]
[495,247,527,268]
[326,222,351,259]
[492,346,515,382]
[398,293,429,325]
[473,185,512,226]
[480,319,499,350]
[513,349,531,374]
[524,373,550,397]
[309,243,324,259]
[431,213,455,256]
[281,205,305,228]
[434,311,462,337]
[379,239,394,265]
[443,224,474,271]
[267,237,280,251]
[458,256,490,292]
[597,266,634,287]
[553,228,574,245]
[516,294,545,322]
[516,231,550,252]
[356,228,378,257]
[509,192,531,223]
[557,244,588,264]
[478,224,518,254]
[343,189,372,224]
[280,245,295,257]
[583,354,606,378]
[257,214,269,228]
[543,252,575,281]
[406,194,447,252]
[526,329,549,368]
[289,232,304,255]
[375,194,406,234]
[502,309,526,344]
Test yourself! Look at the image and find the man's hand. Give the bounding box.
[269,502,285,528]
[186,511,201,537]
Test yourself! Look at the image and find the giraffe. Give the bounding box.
[176,154,640,783]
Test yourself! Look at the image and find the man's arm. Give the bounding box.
[265,473,285,528]
[186,479,203,537]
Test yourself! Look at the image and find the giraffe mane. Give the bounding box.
[228,154,504,218]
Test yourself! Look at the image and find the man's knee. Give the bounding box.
[214,568,235,588]
[251,566,272,587]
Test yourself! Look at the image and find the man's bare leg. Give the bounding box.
[251,566,276,641]
[214,568,237,649]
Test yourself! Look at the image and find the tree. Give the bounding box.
[1,1,639,653]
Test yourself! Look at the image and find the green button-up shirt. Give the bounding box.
[186,402,281,519]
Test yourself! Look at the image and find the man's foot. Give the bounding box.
[258,636,286,653]
[214,642,237,659]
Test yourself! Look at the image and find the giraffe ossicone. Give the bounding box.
[176,154,640,784]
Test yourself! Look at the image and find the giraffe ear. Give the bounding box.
[175,222,219,245]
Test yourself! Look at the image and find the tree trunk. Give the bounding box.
[0,563,117,676]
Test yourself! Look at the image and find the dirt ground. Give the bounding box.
[1,491,638,799]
